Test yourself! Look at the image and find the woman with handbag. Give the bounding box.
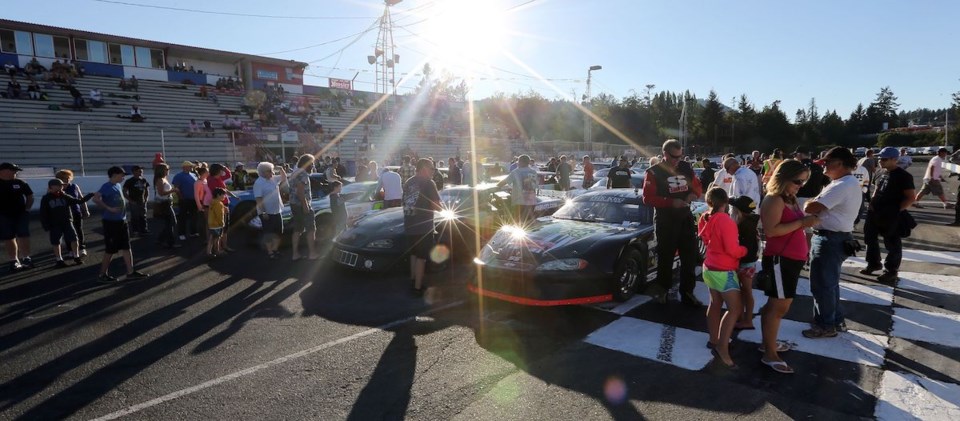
[758,160,820,374]
[153,164,181,249]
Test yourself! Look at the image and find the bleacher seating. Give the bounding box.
[0,73,523,175]
[0,75,243,173]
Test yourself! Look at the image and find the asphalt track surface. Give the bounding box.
[2,162,960,420]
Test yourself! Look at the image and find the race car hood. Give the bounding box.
[336,207,406,247]
[480,218,648,265]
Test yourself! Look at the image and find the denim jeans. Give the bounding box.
[809,230,852,328]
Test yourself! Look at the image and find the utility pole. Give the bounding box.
[584,65,602,153]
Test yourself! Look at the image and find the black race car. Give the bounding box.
[470,189,708,306]
[331,184,567,272]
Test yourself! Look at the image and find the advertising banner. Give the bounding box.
[329,78,353,90]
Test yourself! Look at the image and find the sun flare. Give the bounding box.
[420,0,509,74]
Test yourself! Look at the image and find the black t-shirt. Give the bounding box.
[123,177,150,203]
[797,159,825,198]
[0,179,33,217]
[403,175,440,235]
[737,213,760,263]
[699,166,716,188]
[608,167,632,188]
[871,167,914,217]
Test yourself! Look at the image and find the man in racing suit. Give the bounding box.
[642,139,704,307]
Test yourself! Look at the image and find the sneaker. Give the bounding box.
[835,322,848,333]
[126,270,150,280]
[21,257,35,268]
[179,235,187,241]
[79,249,88,257]
[98,274,120,283]
[74,257,84,265]
[54,260,69,268]
[877,271,899,283]
[681,291,704,308]
[859,265,883,275]
[10,261,23,272]
[801,326,838,339]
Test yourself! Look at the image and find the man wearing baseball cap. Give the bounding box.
[93,166,149,282]
[861,147,916,283]
[0,162,35,271]
[172,160,199,240]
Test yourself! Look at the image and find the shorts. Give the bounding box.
[702,267,740,292]
[102,219,131,254]
[406,232,435,260]
[0,213,30,240]
[737,261,758,279]
[49,222,78,245]
[290,204,316,232]
[919,179,944,196]
[761,255,804,299]
[261,213,283,236]
[209,227,224,237]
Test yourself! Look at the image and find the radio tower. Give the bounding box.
[368,0,401,113]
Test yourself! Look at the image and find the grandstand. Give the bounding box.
[0,19,522,174]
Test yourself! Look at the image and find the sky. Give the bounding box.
[6,0,960,120]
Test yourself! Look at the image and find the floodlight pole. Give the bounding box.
[584,65,602,153]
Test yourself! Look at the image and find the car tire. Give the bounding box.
[612,248,644,302]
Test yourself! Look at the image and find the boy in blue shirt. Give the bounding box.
[93,166,149,282]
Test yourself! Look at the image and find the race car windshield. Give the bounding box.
[553,201,640,224]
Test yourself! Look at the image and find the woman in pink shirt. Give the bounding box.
[758,160,820,374]
[698,187,746,369]
[194,167,212,234]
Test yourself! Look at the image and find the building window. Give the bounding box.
[135,46,164,69]
[75,39,108,63]
[109,43,135,66]
[0,29,33,55]
[33,33,70,59]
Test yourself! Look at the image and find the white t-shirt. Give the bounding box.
[812,174,862,232]
[852,165,870,194]
[253,176,283,214]
[377,170,403,200]
[505,167,539,206]
[925,155,944,181]
[712,169,735,196]
[731,166,761,204]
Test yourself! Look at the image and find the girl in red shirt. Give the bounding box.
[697,187,746,368]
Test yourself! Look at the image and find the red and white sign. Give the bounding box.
[329,78,353,90]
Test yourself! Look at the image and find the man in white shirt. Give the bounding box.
[89,88,103,107]
[914,147,952,209]
[726,157,761,205]
[711,157,736,196]
[802,147,863,339]
[253,161,287,259]
[376,168,403,208]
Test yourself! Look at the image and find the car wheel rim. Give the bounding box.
[620,260,640,294]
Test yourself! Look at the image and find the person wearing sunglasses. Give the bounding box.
[642,139,704,307]
[801,147,863,339]
[861,147,916,283]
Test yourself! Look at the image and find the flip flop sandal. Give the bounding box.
[757,341,792,353]
[761,358,794,374]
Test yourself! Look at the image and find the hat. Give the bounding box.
[47,178,64,187]
[107,166,127,176]
[730,196,756,214]
[793,146,812,156]
[0,162,23,172]
[181,160,195,167]
[877,147,900,159]
[235,162,244,167]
